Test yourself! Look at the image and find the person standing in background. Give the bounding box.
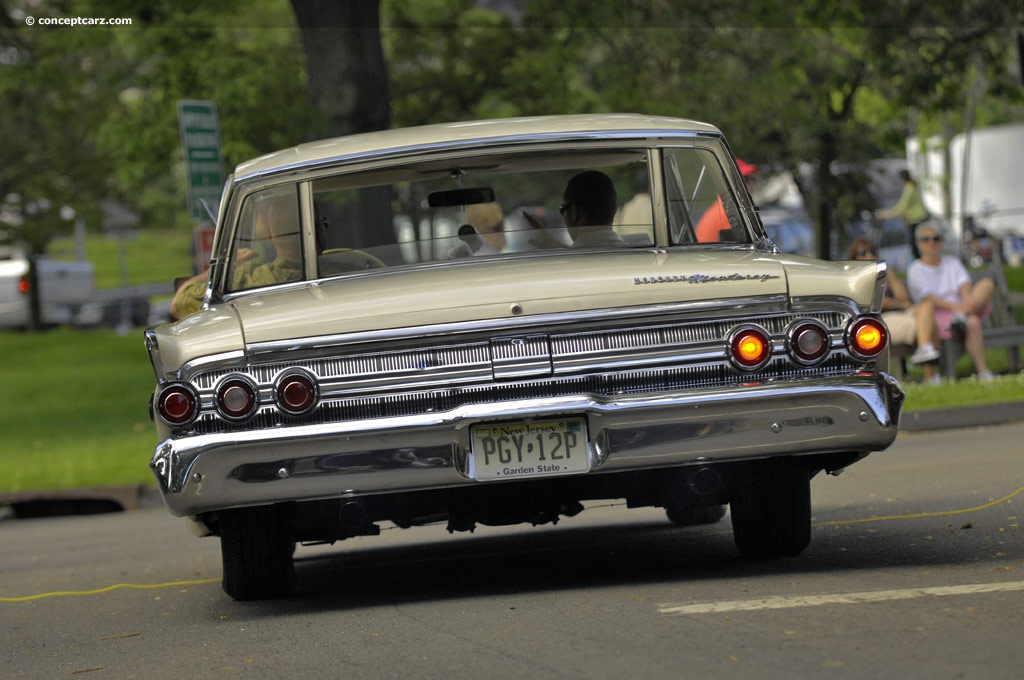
[877,169,928,259]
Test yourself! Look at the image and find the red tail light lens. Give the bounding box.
[156,383,199,426]
[729,326,771,370]
[848,317,888,358]
[216,376,258,421]
[18,275,29,296]
[276,371,318,416]
[789,321,830,364]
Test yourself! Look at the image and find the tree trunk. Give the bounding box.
[26,254,43,332]
[290,0,395,252]
[290,0,390,140]
[814,130,838,261]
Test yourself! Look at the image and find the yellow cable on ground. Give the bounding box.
[814,485,1024,527]
[2,485,1021,603]
[0,578,221,602]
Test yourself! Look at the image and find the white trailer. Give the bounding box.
[911,122,1024,264]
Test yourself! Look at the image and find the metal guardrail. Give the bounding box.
[92,282,173,302]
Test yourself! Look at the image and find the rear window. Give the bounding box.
[223,145,751,287]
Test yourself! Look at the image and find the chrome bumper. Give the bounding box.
[151,373,904,517]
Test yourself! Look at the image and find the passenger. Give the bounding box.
[848,238,939,384]
[465,202,507,255]
[614,169,653,238]
[906,223,996,382]
[525,170,624,248]
[171,194,301,319]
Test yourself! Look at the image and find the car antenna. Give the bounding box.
[199,198,218,225]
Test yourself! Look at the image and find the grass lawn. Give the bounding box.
[1,327,1022,494]
[1,329,158,492]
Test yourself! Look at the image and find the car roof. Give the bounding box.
[234,113,722,183]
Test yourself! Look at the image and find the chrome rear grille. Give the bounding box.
[182,310,857,435]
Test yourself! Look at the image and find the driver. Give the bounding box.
[524,170,624,249]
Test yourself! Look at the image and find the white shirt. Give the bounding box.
[907,256,970,304]
[571,228,625,249]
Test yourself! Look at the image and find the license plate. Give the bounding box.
[468,418,590,481]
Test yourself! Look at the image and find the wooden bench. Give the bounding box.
[888,342,913,380]
[939,265,1024,379]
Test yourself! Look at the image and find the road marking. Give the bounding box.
[659,581,1024,615]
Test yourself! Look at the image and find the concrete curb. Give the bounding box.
[898,401,1024,432]
[0,485,152,518]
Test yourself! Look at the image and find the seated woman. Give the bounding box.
[848,238,939,384]
[907,223,996,382]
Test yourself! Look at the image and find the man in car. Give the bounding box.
[525,170,624,248]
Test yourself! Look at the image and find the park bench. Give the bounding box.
[938,264,1024,379]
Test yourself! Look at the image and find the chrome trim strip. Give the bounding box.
[144,329,164,379]
[873,261,888,312]
[490,335,553,380]
[178,349,248,381]
[233,129,714,184]
[245,295,791,358]
[151,373,904,517]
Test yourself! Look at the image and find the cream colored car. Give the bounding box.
[146,114,904,600]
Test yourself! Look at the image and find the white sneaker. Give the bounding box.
[909,343,940,364]
[977,370,996,382]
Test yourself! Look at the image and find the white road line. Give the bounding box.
[658,581,1024,615]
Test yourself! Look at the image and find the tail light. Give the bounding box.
[729,326,771,370]
[848,316,888,359]
[18,275,29,296]
[276,370,318,416]
[216,376,259,421]
[788,321,830,365]
[156,383,199,426]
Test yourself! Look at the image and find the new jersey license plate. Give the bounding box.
[468,418,590,481]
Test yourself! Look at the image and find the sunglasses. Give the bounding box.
[918,235,943,243]
[855,248,876,257]
[558,203,574,216]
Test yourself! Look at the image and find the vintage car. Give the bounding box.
[145,114,904,600]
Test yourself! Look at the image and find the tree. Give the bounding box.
[497,0,1024,259]
[0,4,118,328]
[291,0,390,139]
[93,0,315,231]
[290,0,395,251]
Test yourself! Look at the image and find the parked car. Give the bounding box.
[758,206,816,257]
[145,114,904,600]
[0,246,97,329]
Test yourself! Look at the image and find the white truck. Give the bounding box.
[0,245,97,329]
[910,122,1024,265]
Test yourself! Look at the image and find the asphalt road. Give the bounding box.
[2,422,1023,679]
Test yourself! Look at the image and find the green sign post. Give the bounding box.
[177,99,224,223]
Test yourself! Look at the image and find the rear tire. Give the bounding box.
[730,460,811,558]
[219,505,296,600]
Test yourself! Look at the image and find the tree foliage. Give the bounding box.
[3,0,1023,266]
